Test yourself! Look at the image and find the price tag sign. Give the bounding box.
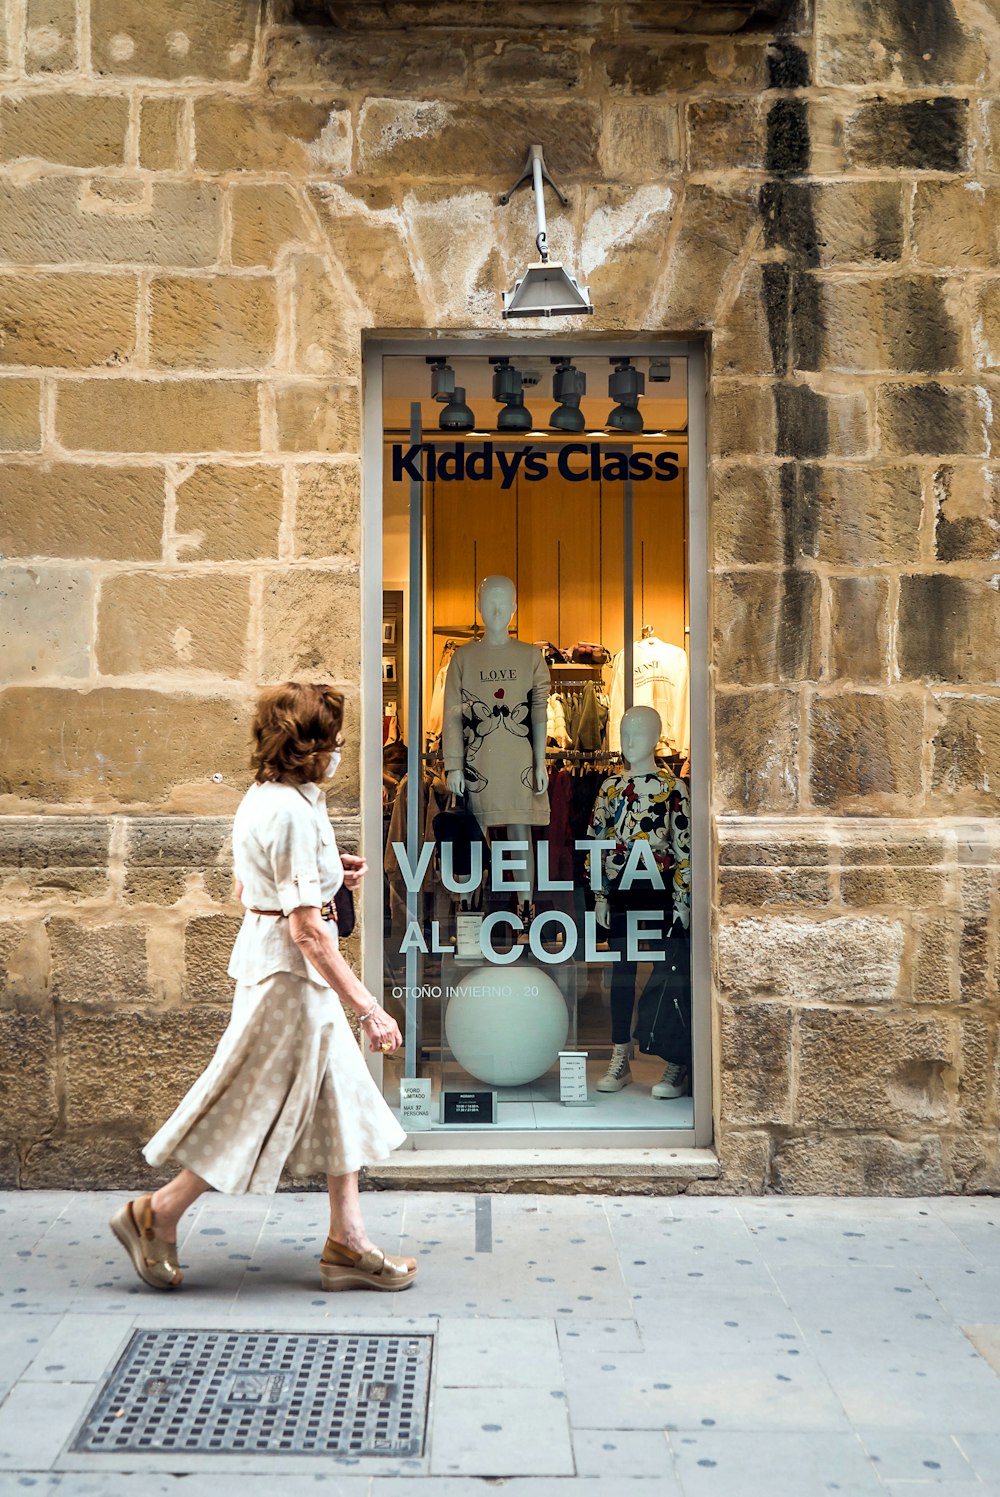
[455,912,484,962]
[400,1077,432,1131]
[559,1051,589,1105]
[441,1090,497,1125]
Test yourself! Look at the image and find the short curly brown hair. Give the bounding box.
[250,681,345,785]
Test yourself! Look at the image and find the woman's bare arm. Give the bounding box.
[288,904,401,1052]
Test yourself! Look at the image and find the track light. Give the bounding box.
[549,357,586,432]
[425,356,456,403]
[648,357,672,383]
[490,356,532,431]
[607,357,644,433]
[439,386,475,430]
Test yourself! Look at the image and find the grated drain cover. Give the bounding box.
[72,1329,432,1458]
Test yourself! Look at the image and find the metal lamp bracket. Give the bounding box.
[499,144,570,263]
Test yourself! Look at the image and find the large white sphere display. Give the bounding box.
[444,965,569,1087]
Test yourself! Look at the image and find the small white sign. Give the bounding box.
[559,1050,589,1104]
[400,1077,432,1131]
[455,911,484,962]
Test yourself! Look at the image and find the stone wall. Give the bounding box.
[1,0,998,1193]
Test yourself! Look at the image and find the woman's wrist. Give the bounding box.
[356,999,380,1025]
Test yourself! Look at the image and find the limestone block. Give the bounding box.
[811,276,959,376]
[717,914,904,1003]
[957,1014,996,1127]
[0,463,163,560]
[765,96,809,176]
[124,815,232,905]
[0,179,223,268]
[717,830,829,867]
[0,1142,17,1187]
[275,382,360,453]
[90,0,257,80]
[840,829,948,866]
[0,917,50,1006]
[960,915,992,1002]
[25,0,77,74]
[97,573,250,678]
[2,566,93,681]
[775,384,869,461]
[0,93,128,168]
[934,464,1000,562]
[579,184,678,329]
[898,575,1000,687]
[291,254,357,379]
[599,103,682,181]
[20,1133,157,1190]
[601,40,740,94]
[796,1010,955,1130]
[713,264,774,377]
[356,97,601,178]
[983,101,1000,174]
[0,379,41,451]
[714,1129,771,1195]
[829,576,889,685]
[801,464,924,567]
[0,687,250,805]
[294,462,360,561]
[931,696,1000,814]
[175,464,283,562]
[718,866,831,907]
[711,463,785,565]
[56,378,260,453]
[652,184,757,331]
[771,1132,948,1195]
[61,1006,228,1130]
[809,694,923,811]
[714,570,820,684]
[911,915,960,1006]
[808,181,905,267]
[260,569,360,681]
[266,29,468,93]
[0,272,137,368]
[710,384,775,458]
[946,1134,1000,1195]
[231,184,311,270]
[309,182,421,326]
[139,96,185,171]
[912,182,999,270]
[48,917,150,1005]
[714,689,799,812]
[184,913,243,1005]
[472,37,584,92]
[0,1009,56,1134]
[718,1000,792,1124]
[841,866,951,908]
[195,97,351,176]
[0,819,111,905]
[879,381,988,459]
[687,96,764,171]
[845,98,969,173]
[149,274,278,372]
[815,0,987,88]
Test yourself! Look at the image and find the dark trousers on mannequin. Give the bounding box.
[606,897,691,1067]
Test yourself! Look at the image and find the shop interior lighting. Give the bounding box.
[499,145,594,319]
[549,356,587,431]
[425,356,456,402]
[439,386,475,430]
[607,357,645,433]
[491,356,533,431]
[648,357,673,383]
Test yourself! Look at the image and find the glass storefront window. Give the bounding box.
[366,344,703,1142]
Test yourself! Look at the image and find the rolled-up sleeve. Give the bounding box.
[266,803,323,916]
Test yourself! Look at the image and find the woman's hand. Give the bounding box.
[340,853,368,891]
[361,1005,403,1054]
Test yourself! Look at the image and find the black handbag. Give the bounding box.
[321,883,355,938]
[432,793,490,881]
[633,935,690,1060]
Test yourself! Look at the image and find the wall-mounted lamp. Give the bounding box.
[499,145,593,319]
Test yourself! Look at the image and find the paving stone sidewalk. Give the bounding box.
[0,1190,999,1495]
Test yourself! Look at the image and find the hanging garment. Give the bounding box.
[442,639,551,828]
[544,766,575,885]
[608,635,690,759]
[585,769,691,933]
[426,642,457,739]
[572,681,609,753]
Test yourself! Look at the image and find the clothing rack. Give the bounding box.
[546,748,622,763]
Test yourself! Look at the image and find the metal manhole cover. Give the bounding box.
[71,1330,433,1458]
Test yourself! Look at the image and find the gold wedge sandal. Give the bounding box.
[319,1237,417,1293]
[109,1193,183,1289]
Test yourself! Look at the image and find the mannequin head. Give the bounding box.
[619,705,661,771]
[477,574,517,638]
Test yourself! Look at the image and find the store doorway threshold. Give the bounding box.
[365,1145,719,1191]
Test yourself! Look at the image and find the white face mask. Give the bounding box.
[326,749,342,778]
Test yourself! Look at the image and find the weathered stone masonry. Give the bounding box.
[1,0,998,1193]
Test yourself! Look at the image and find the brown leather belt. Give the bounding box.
[249,907,285,916]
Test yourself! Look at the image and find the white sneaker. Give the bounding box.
[596,1043,632,1092]
[652,1062,689,1099]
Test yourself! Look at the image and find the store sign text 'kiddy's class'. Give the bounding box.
[391,442,681,490]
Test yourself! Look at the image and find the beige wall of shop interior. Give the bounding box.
[1,0,999,1195]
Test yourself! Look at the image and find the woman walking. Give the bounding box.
[109,682,415,1293]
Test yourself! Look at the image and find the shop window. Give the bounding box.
[366,343,705,1144]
